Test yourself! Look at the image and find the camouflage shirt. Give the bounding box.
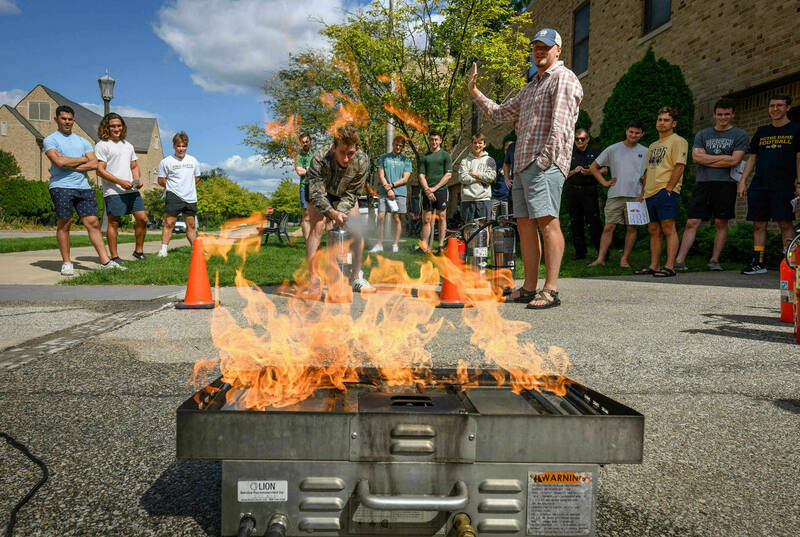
[306,146,370,214]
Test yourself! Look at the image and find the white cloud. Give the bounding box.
[0,0,20,15]
[153,0,348,94]
[0,88,25,106]
[216,154,291,195]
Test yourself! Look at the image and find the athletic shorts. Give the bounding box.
[49,187,97,220]
[746,189,795,222]
[461,200,492,222]
[105,192,145,217]
[687,182,737,221]
[299,186,308,209]
[645,188,680,222]
[422,188,448,211]
[512,162,565,219]
[604,196,638,225]
[378,195,407,214]
[165,191,197,216]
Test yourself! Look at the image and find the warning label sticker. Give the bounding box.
[237,480,288,503]
[527,471,593,536]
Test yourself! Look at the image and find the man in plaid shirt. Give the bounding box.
[468,28,582,309]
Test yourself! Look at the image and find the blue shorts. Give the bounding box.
[49,187,98,220]
[299,186,308,209]
[645,188,680,222]
[104,192,146,217]
[746,189,795,222]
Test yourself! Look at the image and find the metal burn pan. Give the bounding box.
[176,368,643,465]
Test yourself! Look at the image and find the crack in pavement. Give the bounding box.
[0,302,174,372]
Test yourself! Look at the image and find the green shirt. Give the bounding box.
[295,150,313,189]
[419,149,452,191]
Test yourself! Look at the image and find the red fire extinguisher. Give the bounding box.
[779,256,795,323]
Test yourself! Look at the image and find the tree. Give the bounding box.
[0,150,21,179]
[599,47,694,149]
[142,188,165,224]
[268,176,302,218]
[243,0,534,172]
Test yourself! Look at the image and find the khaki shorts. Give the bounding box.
[604,196,638,225]
[512,162,565,219]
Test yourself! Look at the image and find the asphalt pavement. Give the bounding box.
[0,270,798,536]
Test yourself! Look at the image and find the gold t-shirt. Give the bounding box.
[643,133,688,198]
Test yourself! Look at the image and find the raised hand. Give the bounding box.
[467,62,479,97]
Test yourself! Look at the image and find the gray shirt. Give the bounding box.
[693,127,749,182]
[594,141,647,198]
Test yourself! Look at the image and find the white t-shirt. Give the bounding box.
[94,139,138,197]
[157,154,199,203]
[594,141,648,198]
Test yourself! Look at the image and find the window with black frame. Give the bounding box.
[644,0,671,35]
[573,2,590,75]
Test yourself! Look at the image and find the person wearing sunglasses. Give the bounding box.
[565,129,605,260]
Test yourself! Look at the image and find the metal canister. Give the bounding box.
[463,220,490,270]
[326,227,352,302]
[491,217,516,274]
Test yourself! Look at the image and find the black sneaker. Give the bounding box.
[110,256,124,264]
[132,251,146,260]
[741,262,767,275]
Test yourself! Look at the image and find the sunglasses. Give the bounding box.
[575,137,588,141]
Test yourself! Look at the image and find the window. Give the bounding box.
[573,2,590,75]
[644,0,671,35]
[0,121,7,136]
[28,101,50,121]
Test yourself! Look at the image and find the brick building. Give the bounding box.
[471,0,799,221]
[0,85,163,189]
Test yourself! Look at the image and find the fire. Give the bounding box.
[265,111,302,158]
[196,221,571,409]
[319,90,369,134]
[379,73,429,133]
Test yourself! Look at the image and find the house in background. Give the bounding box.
[0,84,163,188]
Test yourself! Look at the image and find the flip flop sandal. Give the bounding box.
[634,267,657,275]
[507,287,538,303]
[653,268,676,277]
[526,288,561,310]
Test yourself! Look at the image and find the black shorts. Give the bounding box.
[746,189,795,222]
[49,187,98,220]
[165,191,197,216]
[687,182,737,221]
[422,188,448,211]
[461,200,491,222]
[305,188,341,209]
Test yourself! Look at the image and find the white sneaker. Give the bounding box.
[351,271,375,293]
[100,259,127,271]
[369,244,383,253]
[391,244,399,253]
[61,262,74,276]
[157,249,168,257]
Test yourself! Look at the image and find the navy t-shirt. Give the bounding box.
[491,158,509,200]
[749,122,800,191]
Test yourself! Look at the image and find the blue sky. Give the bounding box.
[0,0,362,194]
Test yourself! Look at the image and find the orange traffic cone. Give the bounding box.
[176,238,217,309]
[437,237,472,308]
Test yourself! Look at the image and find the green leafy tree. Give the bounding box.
[576,109,592,136]
[243,0,533,171]
[599,47,694,149]
[0,150,22,179]
[143,188,165,224]
[268,176,302,218]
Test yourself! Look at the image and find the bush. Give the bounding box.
[692,222,784,266]
[599,48,694,149]
[0,177,56,224]
[0,150,21,179]
[576,109,592,136]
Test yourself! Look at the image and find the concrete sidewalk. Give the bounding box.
[0,238,189,285]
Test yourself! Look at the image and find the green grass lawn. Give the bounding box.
[0,234,163,253]
[59,233,718,287]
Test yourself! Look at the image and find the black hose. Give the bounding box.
[238,515,256,537]
[1,431,49,537]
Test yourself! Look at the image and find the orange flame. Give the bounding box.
[380,73,429,133]
[320,90,370,134]
[265,112,302,158]
[197,212,571,410]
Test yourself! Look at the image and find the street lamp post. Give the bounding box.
[97,69,116,116]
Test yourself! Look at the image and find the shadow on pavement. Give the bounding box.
[589,271,776,289]
[141,459,220,536]
[31,259,92,272]
[681,309,794,344]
